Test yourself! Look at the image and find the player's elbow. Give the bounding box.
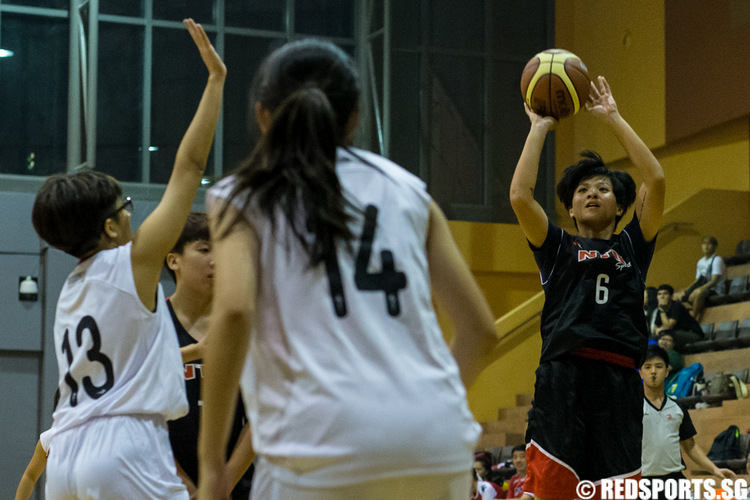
[456,312,499,351]
[509,186,536,215]
[477,327,501,360]
[174,150,211,177]
[215,303,253,331]
[509,186,527,206]
[649,171,666,196]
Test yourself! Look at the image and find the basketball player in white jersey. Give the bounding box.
[196,39,500,500]
[31,19,225,499]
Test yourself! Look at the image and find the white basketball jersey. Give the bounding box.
[208,147,480,485]
[46,243,188,441]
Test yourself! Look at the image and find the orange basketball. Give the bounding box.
[520,49,591,120]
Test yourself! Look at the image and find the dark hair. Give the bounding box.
[164,212,210,282]
[643,345,669,367]
[556,150,637,230]
[657,284,674,295]
[512,444,526,455]
[218,38,360,266]
[473,453,492,472]
[658,331,675,341]
[703,235,718,246]
[32,171,122,258]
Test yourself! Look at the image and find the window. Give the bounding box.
[0,0,554,224]
[0,11,68,176]
[389,0,555,222]
[0,1,355,184]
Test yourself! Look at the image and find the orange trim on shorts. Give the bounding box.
[525,440,581,499]
[525,441,642,500]
[570,347,636,369]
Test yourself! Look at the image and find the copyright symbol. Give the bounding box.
[576,480,596,500]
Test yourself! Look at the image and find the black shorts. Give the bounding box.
[525,355,643,499]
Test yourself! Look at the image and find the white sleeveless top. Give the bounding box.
[45,242,187,441]
[207,147,480,486]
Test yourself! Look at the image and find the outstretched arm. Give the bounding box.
[586,76,665,242]
[426,201,499,388]
[509,104,556,248]
[131,19,226,310]
[197,204,258,500]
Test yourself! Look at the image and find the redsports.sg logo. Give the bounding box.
[575,478,748,500]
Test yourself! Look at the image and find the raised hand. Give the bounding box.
[183,18,227,80]
[585,76,619,121]
[524,102,557,132]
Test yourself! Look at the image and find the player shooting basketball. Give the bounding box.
[509,76,666,500]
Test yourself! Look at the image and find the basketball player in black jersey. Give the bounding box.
[510,76,666,500]
[165,213,255,499]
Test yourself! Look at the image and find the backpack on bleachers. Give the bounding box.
[707,425,743,462]
[705,372,747,399]
[705,372,733,398]
[666,362,704,398]
[728,373,749,400]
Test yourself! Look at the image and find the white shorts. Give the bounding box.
[251,455,471,500]
[46,414,188,500]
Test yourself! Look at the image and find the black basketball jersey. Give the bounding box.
[166,300,253,498]
[532,215,655,365]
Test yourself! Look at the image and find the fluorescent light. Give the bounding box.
[0,49,14,58]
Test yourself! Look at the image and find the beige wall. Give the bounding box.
[457,0,750,425]
[444,221,543,421]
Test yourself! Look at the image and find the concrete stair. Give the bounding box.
[476,393,531,452]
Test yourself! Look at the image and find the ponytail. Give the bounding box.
[220,86,354,266]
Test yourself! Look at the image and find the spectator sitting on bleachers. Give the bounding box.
[474,453,495,482]
[657,332,683,382]
[653,284,704,349]
[675,235,726,322]
[504,444,532,500]
[471,467,502,500]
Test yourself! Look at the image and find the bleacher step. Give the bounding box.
[497,404,532,421]
[481,419,528,436]
[683,398,750,478]
[516,393,533,407]
[684,345,750,373]
[476,431,525,450]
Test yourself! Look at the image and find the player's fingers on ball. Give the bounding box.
[589,80,600,96]
[598,76,609,93]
